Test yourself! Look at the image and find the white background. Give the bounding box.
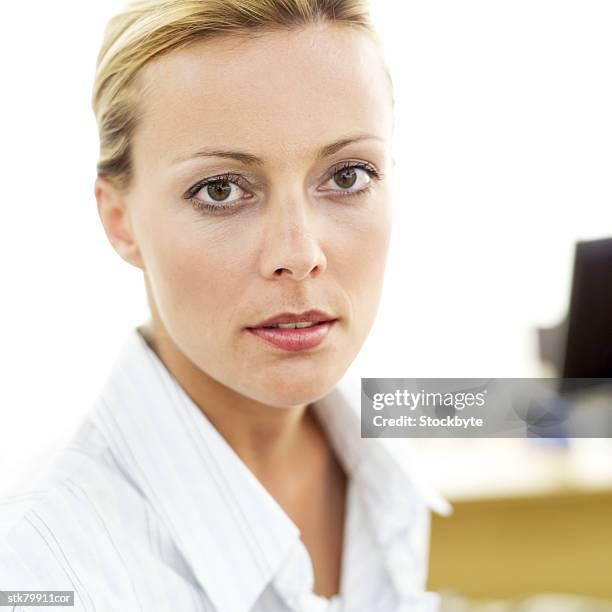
[1,1,611,486]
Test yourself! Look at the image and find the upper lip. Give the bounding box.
[248,309,337,328]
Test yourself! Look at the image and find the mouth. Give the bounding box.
[252,320,332,330]
[247,309,337,329]
[245,319,338,352]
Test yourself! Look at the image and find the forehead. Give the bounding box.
[133,23,392,168]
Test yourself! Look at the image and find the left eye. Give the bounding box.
[318,165,374,196]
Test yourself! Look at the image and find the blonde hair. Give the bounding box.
[92,0,388,192]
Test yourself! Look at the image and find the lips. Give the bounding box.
[248,309,337,329]
[246,319,337,351]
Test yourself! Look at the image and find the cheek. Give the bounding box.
[333,197,392,290]
[145,214,249,328]
[331,197,391,341]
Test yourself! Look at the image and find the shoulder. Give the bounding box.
[0,417,154,612]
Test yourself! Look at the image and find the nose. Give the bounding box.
[258,191,327,281]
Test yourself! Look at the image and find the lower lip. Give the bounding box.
[246,320,337,352]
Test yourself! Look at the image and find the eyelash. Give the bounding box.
[183,161,384,215]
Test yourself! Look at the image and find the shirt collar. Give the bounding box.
[312,374,453,545]
[91,327,451,612]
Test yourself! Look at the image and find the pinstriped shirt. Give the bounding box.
[0,327,452,612]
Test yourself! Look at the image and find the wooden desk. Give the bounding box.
[427,485,612,600]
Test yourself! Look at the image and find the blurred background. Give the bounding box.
[1,1,611,610]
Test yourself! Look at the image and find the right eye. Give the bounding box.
[185,173,254,213]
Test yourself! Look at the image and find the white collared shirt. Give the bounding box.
[0,327,452,612]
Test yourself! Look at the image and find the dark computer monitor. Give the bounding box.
[559,236,612,394]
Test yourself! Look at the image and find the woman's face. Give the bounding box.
[104,23,394,407]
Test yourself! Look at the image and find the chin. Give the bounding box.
[249,371,340,408]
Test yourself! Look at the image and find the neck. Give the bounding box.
[137,320,332,488]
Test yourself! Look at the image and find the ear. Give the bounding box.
[94,175,144,270]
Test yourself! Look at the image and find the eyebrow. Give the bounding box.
[172,133,384,166]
